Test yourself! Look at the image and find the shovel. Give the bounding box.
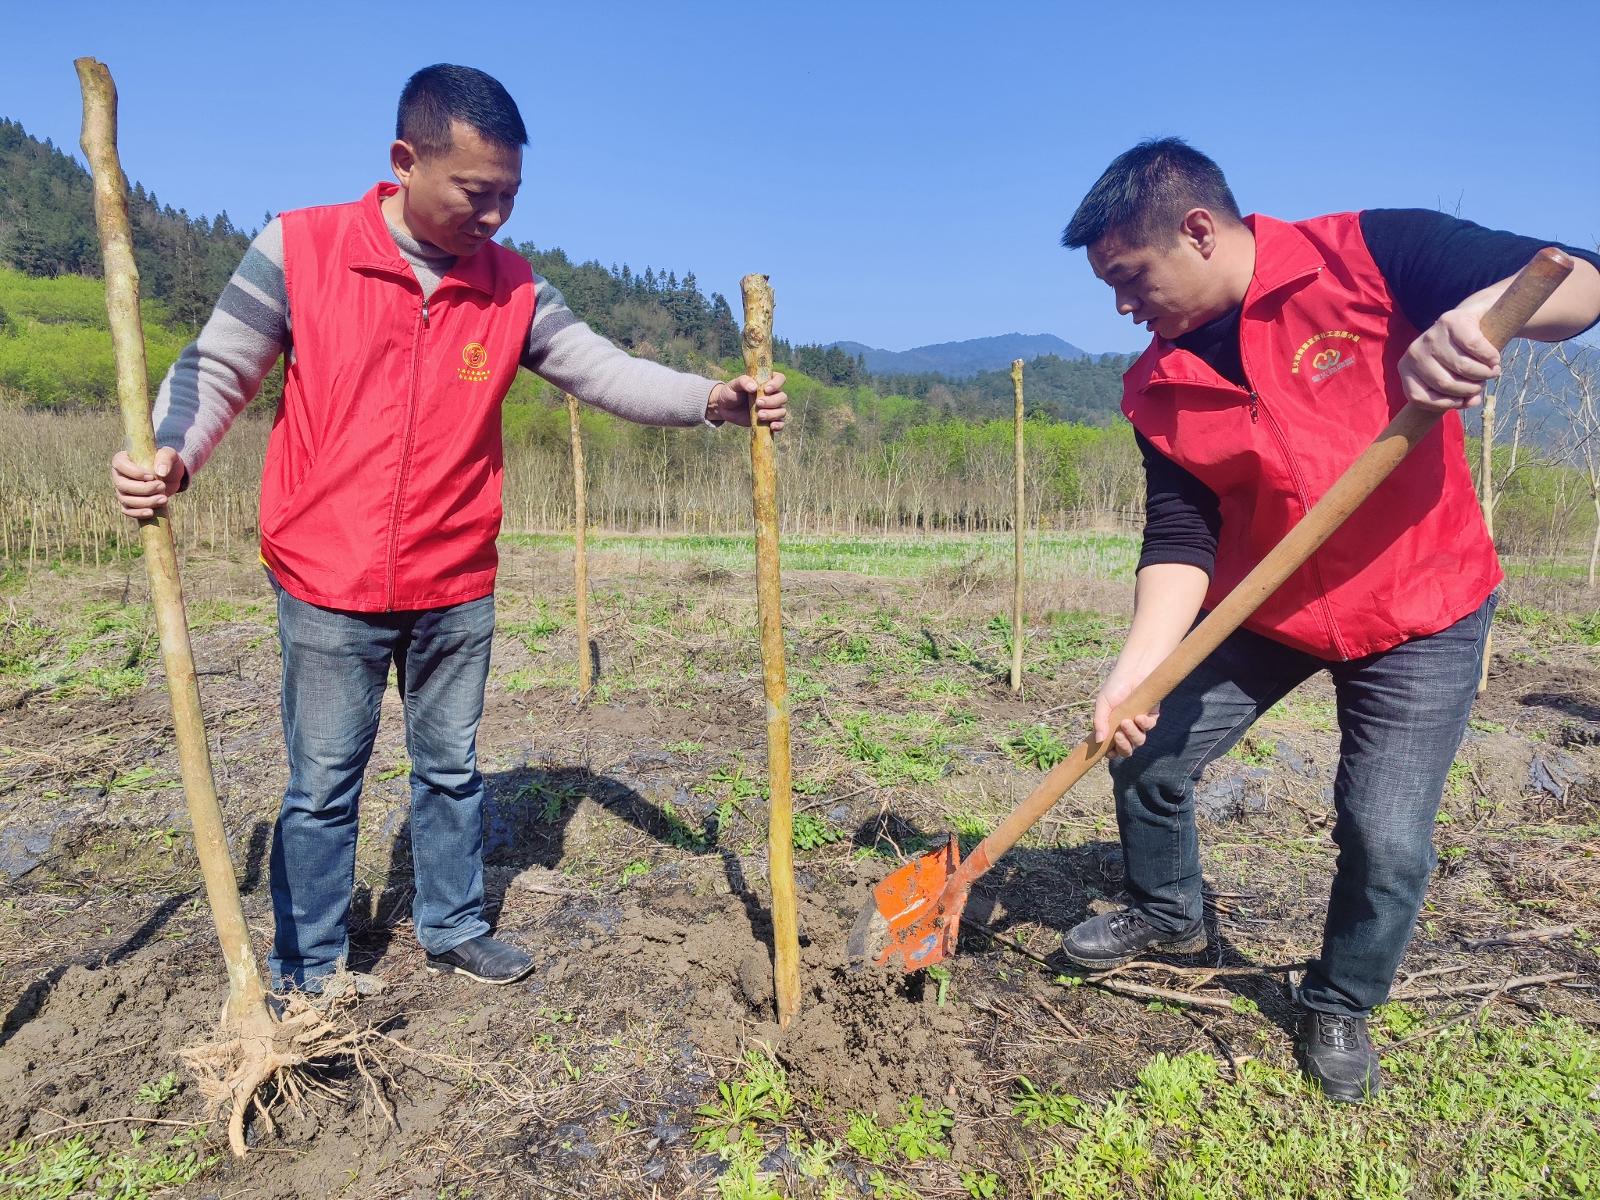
[849,247,1575,974]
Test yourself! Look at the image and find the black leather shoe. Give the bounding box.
[1059,909,1207,970]
[425,934,534,984]
[1296,1009,1382,1103]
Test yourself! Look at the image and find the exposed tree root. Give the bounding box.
[179,988,400,1157]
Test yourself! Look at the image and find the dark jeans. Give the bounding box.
[266,576,496,990]
[1108,593,1497,1016]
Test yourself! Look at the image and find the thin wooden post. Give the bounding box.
[77,57,271,1033]
[1010,358,1025,693]
[741,274,800,1027]
[566,393,592,697]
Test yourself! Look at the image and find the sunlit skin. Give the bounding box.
[1086,208,1254,343]
[382,120,521,258]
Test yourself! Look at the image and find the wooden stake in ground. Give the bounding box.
[78,56,394,1157]
[740,273,801,1027]
[1010,358,1025,693]
[565,392,592,697]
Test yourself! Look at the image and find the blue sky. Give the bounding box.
[4,0,1597,354]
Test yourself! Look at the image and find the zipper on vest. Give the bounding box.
[1248,390,1259,423]
[385,301,428,610]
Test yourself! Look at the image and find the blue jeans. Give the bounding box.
[266,577,496,990]
[1108,593,1497,1016]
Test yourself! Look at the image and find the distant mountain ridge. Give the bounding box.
[829,333,1090,378]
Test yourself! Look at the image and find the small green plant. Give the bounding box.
[0,1128,219,1199]
[1133,1052,1217,1125]
[695,1049,794,1154]
[135,1072,179,1111]
[373,759,411,783]
[504,603,561,652]
[1228,735,1275,767]
[666,739,704,755]
[1045,609,1113,662]
[890,1096,954,1163]
[793,812,845,851]
[961,1168,1003,1199]
[1006,724,1070,770]
[619,860,650,885]
[845,1111,892,1165]
[926,963,952,1007]
[1011,1076,1082,1128]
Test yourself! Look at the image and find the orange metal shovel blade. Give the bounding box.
[847,835,968,973]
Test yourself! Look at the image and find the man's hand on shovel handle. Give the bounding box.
[112,447,187,518]
[1094,663,1160,759]
[1398,301,1502,413]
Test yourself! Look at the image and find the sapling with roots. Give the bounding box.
[76,56,395,1157]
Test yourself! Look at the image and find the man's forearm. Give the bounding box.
[1118,563,1211,675]
[1466,259,1600,341]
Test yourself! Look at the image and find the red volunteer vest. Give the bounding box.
[264,183,535,611]
[1122,213,1501,660]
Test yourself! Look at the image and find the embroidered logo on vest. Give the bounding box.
[1291,330,1360,384]
[458,342,490,383]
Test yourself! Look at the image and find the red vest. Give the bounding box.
[1122,212,1501,660]
[264,183,535,611]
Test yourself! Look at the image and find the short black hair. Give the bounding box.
[397,64,528,159]
[1061,137,1241,250]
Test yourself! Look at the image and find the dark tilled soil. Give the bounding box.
[1,544,1596,1197]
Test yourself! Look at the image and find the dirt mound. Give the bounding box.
[585,874,983,1120]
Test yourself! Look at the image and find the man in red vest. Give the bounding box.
[1056,138,1600,1102]
[110,65,788,994]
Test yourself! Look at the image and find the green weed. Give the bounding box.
[0,1127,218,1200]
[793,812,845,851]
[1011,1076,1083,1128]
[1006,724,1072,770]
[695,1048,795,1154]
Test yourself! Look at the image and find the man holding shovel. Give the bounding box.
[1057,138,1600,1102]
[110,64,787,993]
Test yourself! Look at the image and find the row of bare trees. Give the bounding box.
[1476,342,1600,585]
[2,349,1597,576]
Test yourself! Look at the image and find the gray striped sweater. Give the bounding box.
[152,216,719,475]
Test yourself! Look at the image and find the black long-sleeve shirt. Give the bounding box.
[1136,209,1600,575]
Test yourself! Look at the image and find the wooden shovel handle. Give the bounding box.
[961,247,1575,881]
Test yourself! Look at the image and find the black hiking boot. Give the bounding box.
[1296,1009,1382,1104]
[1059,908,1207,970]
[425,934,534,985]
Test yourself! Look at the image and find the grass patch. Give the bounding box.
[1022,1012,1599,1198]
[504,531,1139,580]
[830,710,966,786]
[0,1127,218,1199]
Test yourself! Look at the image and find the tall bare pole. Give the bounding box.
[1476,376,1503,694]
[565,393,592,697]
[76,57,273,1035]
[740,274,800,1027]
[1010,359,1025,693]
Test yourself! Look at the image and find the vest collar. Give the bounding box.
[1133,213,1325,395]
[343,182,496,296]
[1240,213,1325,315]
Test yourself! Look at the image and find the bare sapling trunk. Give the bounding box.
[1010,359,1025,693]
[78,56,395,1158]
[741,274,800,1027]
[76,56,273,1034]
[566,393,592,697]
